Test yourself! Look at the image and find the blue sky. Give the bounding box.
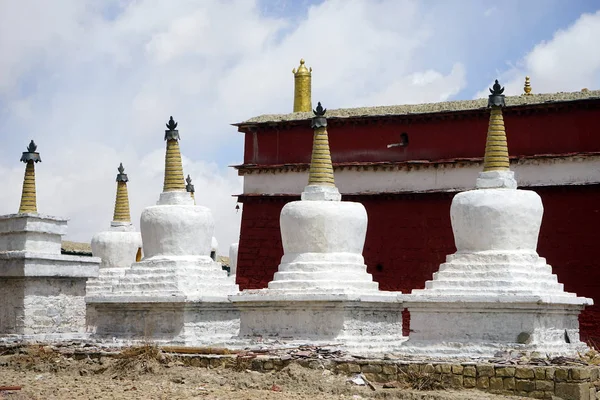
[0,0,599,252]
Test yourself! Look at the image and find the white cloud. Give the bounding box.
[0,0,470,254]
[474,10,600,98]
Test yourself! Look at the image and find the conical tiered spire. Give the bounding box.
[186,174,195,204]
[292,59,312,112]
[163,116,186,192]
[307,102,335,186]
[18,140,41,214]
[482,80,510,172]
[113,163,131,223]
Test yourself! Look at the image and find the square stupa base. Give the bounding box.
[231,292,406,354]
[400,295,591,358]
[87,297,240,347]
[0,251,99,340]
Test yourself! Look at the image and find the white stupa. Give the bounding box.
[231,103,405,353]
[89,117,239,346]
[87,163,142,297]
[0,141,99,341]
[401,81,593,358]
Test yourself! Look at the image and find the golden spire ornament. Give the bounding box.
[186,174,196,204]
[292,59,312,113]
[113,163,131,223]
[163,116,186,192]
[524,76,532,95]
[18,140,41,214]
[482,80,510,172]
[307,102,335,186]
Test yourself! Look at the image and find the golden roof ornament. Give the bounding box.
[292,59,312,113]
[482,80,510,172]
[307,102,335,187]
[162,116,186,192]
[18,140,41,214]
[113,163,131,223]
[524,76,532,95]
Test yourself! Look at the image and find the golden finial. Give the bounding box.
[307,102,335,186]
[292,59,312,113]
[113,163,131,222]
[163,116,186,192]
[524,76,532,95]
[483,80,510,172]
[18,140,41,214]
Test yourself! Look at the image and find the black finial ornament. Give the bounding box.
[311,101,327,129]
[313,102,326,116]
[164,116,180,141]
[166,116,178,130]
[116,162,129,182]
[20,140,41,163]
[27,140,37,153]
[488,79,506,107]
[185,174,195,193]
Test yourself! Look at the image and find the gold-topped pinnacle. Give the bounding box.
[293,58,312,113]
[113,163,131,222]
[307,102,335,186]
[18,140,41,214]
[524,76,532,95]
[483,80,510,172]
[162,116,186,192]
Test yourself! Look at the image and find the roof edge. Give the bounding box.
[234,90,600,128]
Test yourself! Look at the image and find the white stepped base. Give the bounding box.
[268,253,379,292]
[231,292,406,354]
[86,268,128,296]
[87,299,239,346]
[401,295,591,358]
[107,256,239,300]
[414,251,579,297]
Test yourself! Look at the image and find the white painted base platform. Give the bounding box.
[401,295,590,358]
[0,251,100,337]
[87,298,239,346]
[231,292,406,354]
[86,268,128,297]
[269,253,379,292]
[401,250,593,358]
[87,256,240,344]
[105,255,239,300]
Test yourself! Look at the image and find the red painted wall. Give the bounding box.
[237,185,600,345]
[242,105,600,166]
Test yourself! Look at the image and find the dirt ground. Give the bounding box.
[0,346,529,400]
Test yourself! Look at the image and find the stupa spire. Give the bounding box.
[307,102,335,187]
[18,140,41,214]
[292,59,312,112]
[482,80,510,172]
[113,163,131,223]
[163,116,186,192]
[524,76,532,95]
[186,174,195,204]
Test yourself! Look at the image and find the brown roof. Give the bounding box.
[235,89,600,127]
[61,241,93,256]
